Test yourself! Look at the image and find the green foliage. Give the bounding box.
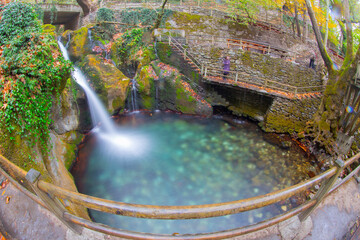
[96,8,115,22]
[33,4,44,21]
[119,8,173,27]
[50,3,58,24]
[95,8,116,40]
[225,0,258,24]
[0,2,71,158]
[114,28,144,64]
[0,2,40,45]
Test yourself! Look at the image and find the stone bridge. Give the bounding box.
[39,3,82,30]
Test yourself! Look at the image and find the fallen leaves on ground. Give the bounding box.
[0,179,9,190]
[5,196,10,204]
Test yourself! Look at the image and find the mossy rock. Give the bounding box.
[42,24,57,39]
[80,54,130,113]
[0,130,51,181]
[63,27,91,62]
[136,65,156,110]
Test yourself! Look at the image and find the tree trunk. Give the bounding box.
[294,3,301,38]
[303,12,308,40]
[152,0,168,30]
[305,0,334,73]
[324,0,330,49]
[76,0,93,16]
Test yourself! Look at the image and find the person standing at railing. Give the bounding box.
[223,56,230,80]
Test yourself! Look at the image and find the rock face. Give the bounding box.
[51,89,79,135]
[136,61,212,116]
[48,82,90,220]
[80,54,130,114]
[62,27,92,62]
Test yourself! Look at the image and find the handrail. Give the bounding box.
[158,33,325,97]
[0,152,359,238]
[187,34,294,55]
[37,167,336,219]
[63,200,316,240]
[204,66,325,96]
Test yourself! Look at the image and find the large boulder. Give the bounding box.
[62,27,92,62]
[80,54,130,114]
[135,61,212,116]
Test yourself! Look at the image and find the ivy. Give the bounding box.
[114,28,144,64]
[0,2,40,45]
[0,2,71,158]
[97,8,115,22]
[119,8,173,27]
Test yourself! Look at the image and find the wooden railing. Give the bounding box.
[0,152,359,239]
[157,33,325,98]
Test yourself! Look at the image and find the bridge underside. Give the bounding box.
[43,11,80,30]
[205,81,274,121]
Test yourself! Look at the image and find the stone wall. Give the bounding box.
[205,82,273,121]
[166,12,303,51]
[189,46,323,88]
[264,97,321,134]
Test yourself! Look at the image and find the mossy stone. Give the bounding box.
[80,54,130,113]
[64,27,90,62]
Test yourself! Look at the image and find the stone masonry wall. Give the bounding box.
[264,97,321,134]
[190,46,323,88]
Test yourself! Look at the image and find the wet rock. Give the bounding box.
[80,54,130,113]
[62,27,92,62]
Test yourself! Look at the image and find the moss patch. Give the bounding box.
[64,27,90,62]
[80,54,130,113]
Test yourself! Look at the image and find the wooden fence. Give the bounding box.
[0,152,359,239]
[158,33,325,98]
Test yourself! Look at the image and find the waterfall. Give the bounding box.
[154,79,160,112]
[88,29,93,43]
[154,40,159,59]
[58,40,116,133]
[65,33,71,49]
[129,78,139,112]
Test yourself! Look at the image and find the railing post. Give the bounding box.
[235,72,238,82]
[168,33,171,45]
[204,66,208,77]
[25,169,82,234]
[299,159,345,222]
[198,0,200,7]
[240,39,243,49]
[180,0,182,5]
[159,34,162,42]
[201,64,204,74]
[264,79,268,87]
[294,87,298,96]
[184,48,187,60]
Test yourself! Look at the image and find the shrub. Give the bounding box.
[0,2,40,45]
[0,2,71,157]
